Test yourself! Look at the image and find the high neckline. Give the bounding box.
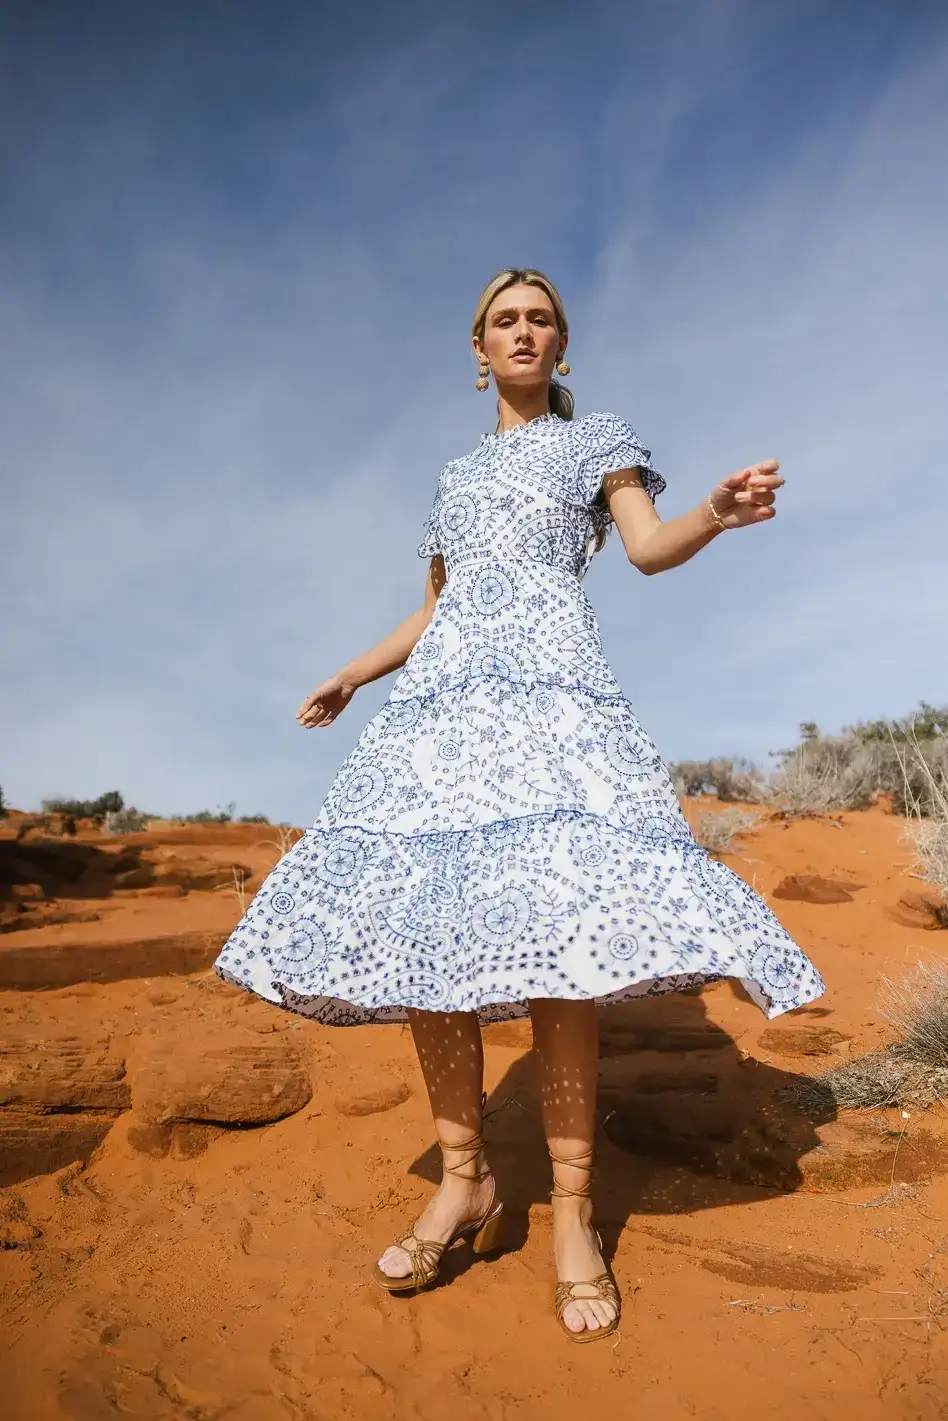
[480,411,562,443]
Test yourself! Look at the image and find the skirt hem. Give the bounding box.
[213,960,825,1027]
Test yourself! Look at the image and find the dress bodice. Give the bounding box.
[417,410,664,581]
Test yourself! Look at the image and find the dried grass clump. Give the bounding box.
[257,823,305,860]
[783,955,948,1113]
[784,1050,948,1115]
[693,808,761,853]
[894,731,948,926]
[879,955,948,1061]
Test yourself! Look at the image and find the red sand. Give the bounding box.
[1,807,947,1419]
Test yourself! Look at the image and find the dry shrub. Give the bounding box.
[672,706,947,822]
[671,757,764,802]
[693,807,761,853]
[893,730,948,925]
[769,740,877,816]
[767,709,947,819]
[783,954,948,1113]
[871,735,948,817]
[879,955,948,1060]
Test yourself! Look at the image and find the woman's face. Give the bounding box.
[474,283,566,389]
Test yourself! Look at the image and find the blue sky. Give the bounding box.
[2,0,946,822]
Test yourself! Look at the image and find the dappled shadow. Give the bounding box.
[405,991,837,1265]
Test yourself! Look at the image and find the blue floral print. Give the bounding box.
[213,411,824,1024]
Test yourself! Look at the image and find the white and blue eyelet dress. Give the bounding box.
[213,411,824,1024]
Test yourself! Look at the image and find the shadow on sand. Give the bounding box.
[405,985,838,1276]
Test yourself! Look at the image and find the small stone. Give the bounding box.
[334,1081,411,1117]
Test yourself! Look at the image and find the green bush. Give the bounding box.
[41,790,124,819]
[103,808,150,835]
[173,801,237,824]
[845,701,948,745]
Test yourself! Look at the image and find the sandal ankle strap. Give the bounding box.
[439,1130,491,1181]
[438,1092,492,1183]
[549,1147,595,1199]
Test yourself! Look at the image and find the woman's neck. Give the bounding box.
[492,385,551,433]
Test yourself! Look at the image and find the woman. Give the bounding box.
[213,267,824,1343]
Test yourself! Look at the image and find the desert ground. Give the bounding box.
[1,805,947,1421]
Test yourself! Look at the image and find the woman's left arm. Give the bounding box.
[605,460,783,575]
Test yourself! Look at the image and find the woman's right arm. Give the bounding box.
[296,555,446,728]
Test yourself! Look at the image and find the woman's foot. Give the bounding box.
[551,1195,619,1335]
[376,1157,496,1282]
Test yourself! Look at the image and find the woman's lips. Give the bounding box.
[511,352,537,362]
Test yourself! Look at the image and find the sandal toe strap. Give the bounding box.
[399,1233,446,1288]
[555,1274,621,1313]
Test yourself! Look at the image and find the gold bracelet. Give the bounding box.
[707,494,728,532]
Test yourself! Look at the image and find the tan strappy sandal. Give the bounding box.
[549,1147,621,1344]
[373,1099,504,1293]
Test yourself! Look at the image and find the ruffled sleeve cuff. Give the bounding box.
[577,412,665,526]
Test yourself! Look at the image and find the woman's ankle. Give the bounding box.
[551,1193,595,1227]
[439,1157,491,1190]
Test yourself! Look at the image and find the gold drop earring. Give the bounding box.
[475,359,490,392]
[556,357,571,376]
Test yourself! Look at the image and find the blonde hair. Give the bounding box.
[471,268,574,422]
[472,268,609,565]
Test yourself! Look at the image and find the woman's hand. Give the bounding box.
[296,673,358,729]
[708,460,784,529]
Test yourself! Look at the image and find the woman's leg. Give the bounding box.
[376,1008,495,1279]
[528,997,617,1335]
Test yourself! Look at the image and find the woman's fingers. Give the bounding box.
[721,460,781,492]
[735,488,777,505]
[298,693,328,725]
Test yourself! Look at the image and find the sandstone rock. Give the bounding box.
[758,1025,850,1057]
[0,931,225,990]
[771,875,864,904]
[114,853,252,893]
[0,1193,43,1249]
[887,891,947,931]
[0,1034,129,1110]
[128,1026,311,1126]
[7,882,47,903]
[334,1080,411,1117]
[0,1110,116,1188]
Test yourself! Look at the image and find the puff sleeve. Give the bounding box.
[576,412,665,527]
